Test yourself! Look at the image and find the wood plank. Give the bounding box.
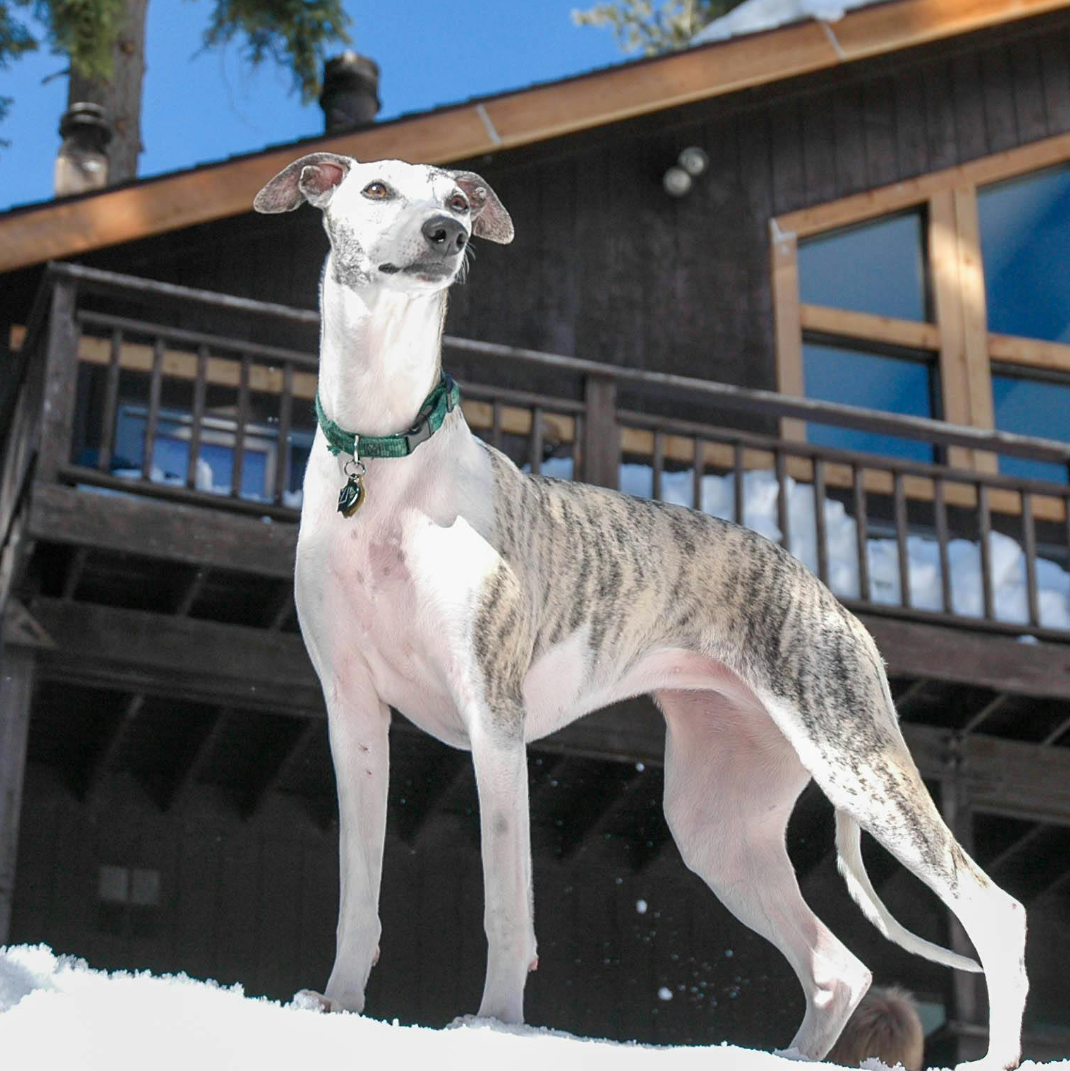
[0,647,34,941]
[18,598,323,716]
[800,303,941,350]
[771,229,805,441]
[859,613,1070,701]
[929,189,974,470]
[988,331,1070,373]
[3,0,1068,274]
[953,186,999,473]
[26,481,298,578]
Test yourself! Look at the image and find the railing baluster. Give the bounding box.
[273,364,294,506]
[1021,491,1040,628]
[231,354,251,498]
[187,345,208,490]
[776,450,791,551]
[97,327,123,472]
[571,413,583,479]
[894,471,911,608]
[814,459,829,585]
[733,442,744,526]
[529,405,543,476]
[141,337,164,482]
[935,478,952,614]
[692,437,704,511]
[652,430,664,501]
[978,482,994,621]
[853,465,870,601]
[492,400,503,449]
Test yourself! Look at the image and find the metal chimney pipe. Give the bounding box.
[55,102,112,196]
[319,52,381,133]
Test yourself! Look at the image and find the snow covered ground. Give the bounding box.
[3,945,1064,1071]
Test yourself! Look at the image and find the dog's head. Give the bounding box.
[253,154,513,293]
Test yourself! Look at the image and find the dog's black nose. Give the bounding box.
[422,215,467,256]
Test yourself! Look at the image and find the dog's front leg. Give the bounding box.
[470,718,536,1024]
[322,691,391,1014]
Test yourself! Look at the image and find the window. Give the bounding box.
[979,164,1070,344]
[798,212,929,322]
[992,371,1070,484]
[773,131,1070,488]
[114,404,312,501]
[803,342,936,462]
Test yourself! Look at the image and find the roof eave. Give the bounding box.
[1,0,1066,274]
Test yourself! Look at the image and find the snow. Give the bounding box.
[0,945,854,1070]
[692,0,882,45]
[2,945,1066,1071]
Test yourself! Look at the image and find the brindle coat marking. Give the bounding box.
[254,153,1028,1070]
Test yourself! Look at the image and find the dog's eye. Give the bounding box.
[362,182,390,200]
[448,193,469,214]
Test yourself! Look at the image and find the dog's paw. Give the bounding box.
[292,989,333,1012]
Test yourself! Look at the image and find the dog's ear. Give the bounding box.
[254,153,354,214]
[449,171,514,244]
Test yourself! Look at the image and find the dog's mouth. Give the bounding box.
[378,261,456,283]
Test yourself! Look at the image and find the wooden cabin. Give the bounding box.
[3,0,1070,1061]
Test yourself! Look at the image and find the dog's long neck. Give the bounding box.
[317,259,447,437]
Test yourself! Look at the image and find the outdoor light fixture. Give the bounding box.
[663,146,710,197]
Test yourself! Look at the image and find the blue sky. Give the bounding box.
[0,0,627,212]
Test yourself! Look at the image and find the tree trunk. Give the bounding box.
[66,0,149,183]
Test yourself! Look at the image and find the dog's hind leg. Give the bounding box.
[658,687,872,1060]
[757,620,1027,1070]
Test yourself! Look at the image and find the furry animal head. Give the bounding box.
[253,154,513,295]
[826,986,925,1070]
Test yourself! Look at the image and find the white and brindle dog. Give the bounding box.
[253,154,1027,1068]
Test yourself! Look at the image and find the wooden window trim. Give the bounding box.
[771,130,1070,480]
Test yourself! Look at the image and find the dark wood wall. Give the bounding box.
[7,8,1070,398]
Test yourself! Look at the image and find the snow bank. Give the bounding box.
[692,0,881,45]
[0,945,809,1071]
[3,946,1062,1071]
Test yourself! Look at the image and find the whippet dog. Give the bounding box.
[254,154,1027,1068]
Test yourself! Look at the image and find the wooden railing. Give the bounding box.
[5,262,1070,640]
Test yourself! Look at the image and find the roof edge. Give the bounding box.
[1,0,1067,274]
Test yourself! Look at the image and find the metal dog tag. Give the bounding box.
[337,472,365,518]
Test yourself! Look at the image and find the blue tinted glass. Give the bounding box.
[979,166,1070,343]
[803,342,935,461]
[992,374,1070,484]
[799,213,927,321]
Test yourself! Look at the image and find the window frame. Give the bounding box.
[770,129,1070,475]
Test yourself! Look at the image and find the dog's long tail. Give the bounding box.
[835,810,982,972]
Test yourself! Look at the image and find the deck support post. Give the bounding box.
[0,645,34,942]
[940,773,987,1065]
[583,373,620,490]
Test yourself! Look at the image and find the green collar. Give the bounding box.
[315,374,460,460]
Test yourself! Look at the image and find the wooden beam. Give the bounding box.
[84,693,145,804]
[771,227,805,442]
[243,719,322,818]
[26,482,298,579]
[800,304,941,352]
[989,331,1070,374]
[858,614,1070,702]
[5,0,1067,273]
[17,598,323,716]
[0,646,34,942]
[166,708,230,811]
[175,566,209,616]
[392,746,470,845]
